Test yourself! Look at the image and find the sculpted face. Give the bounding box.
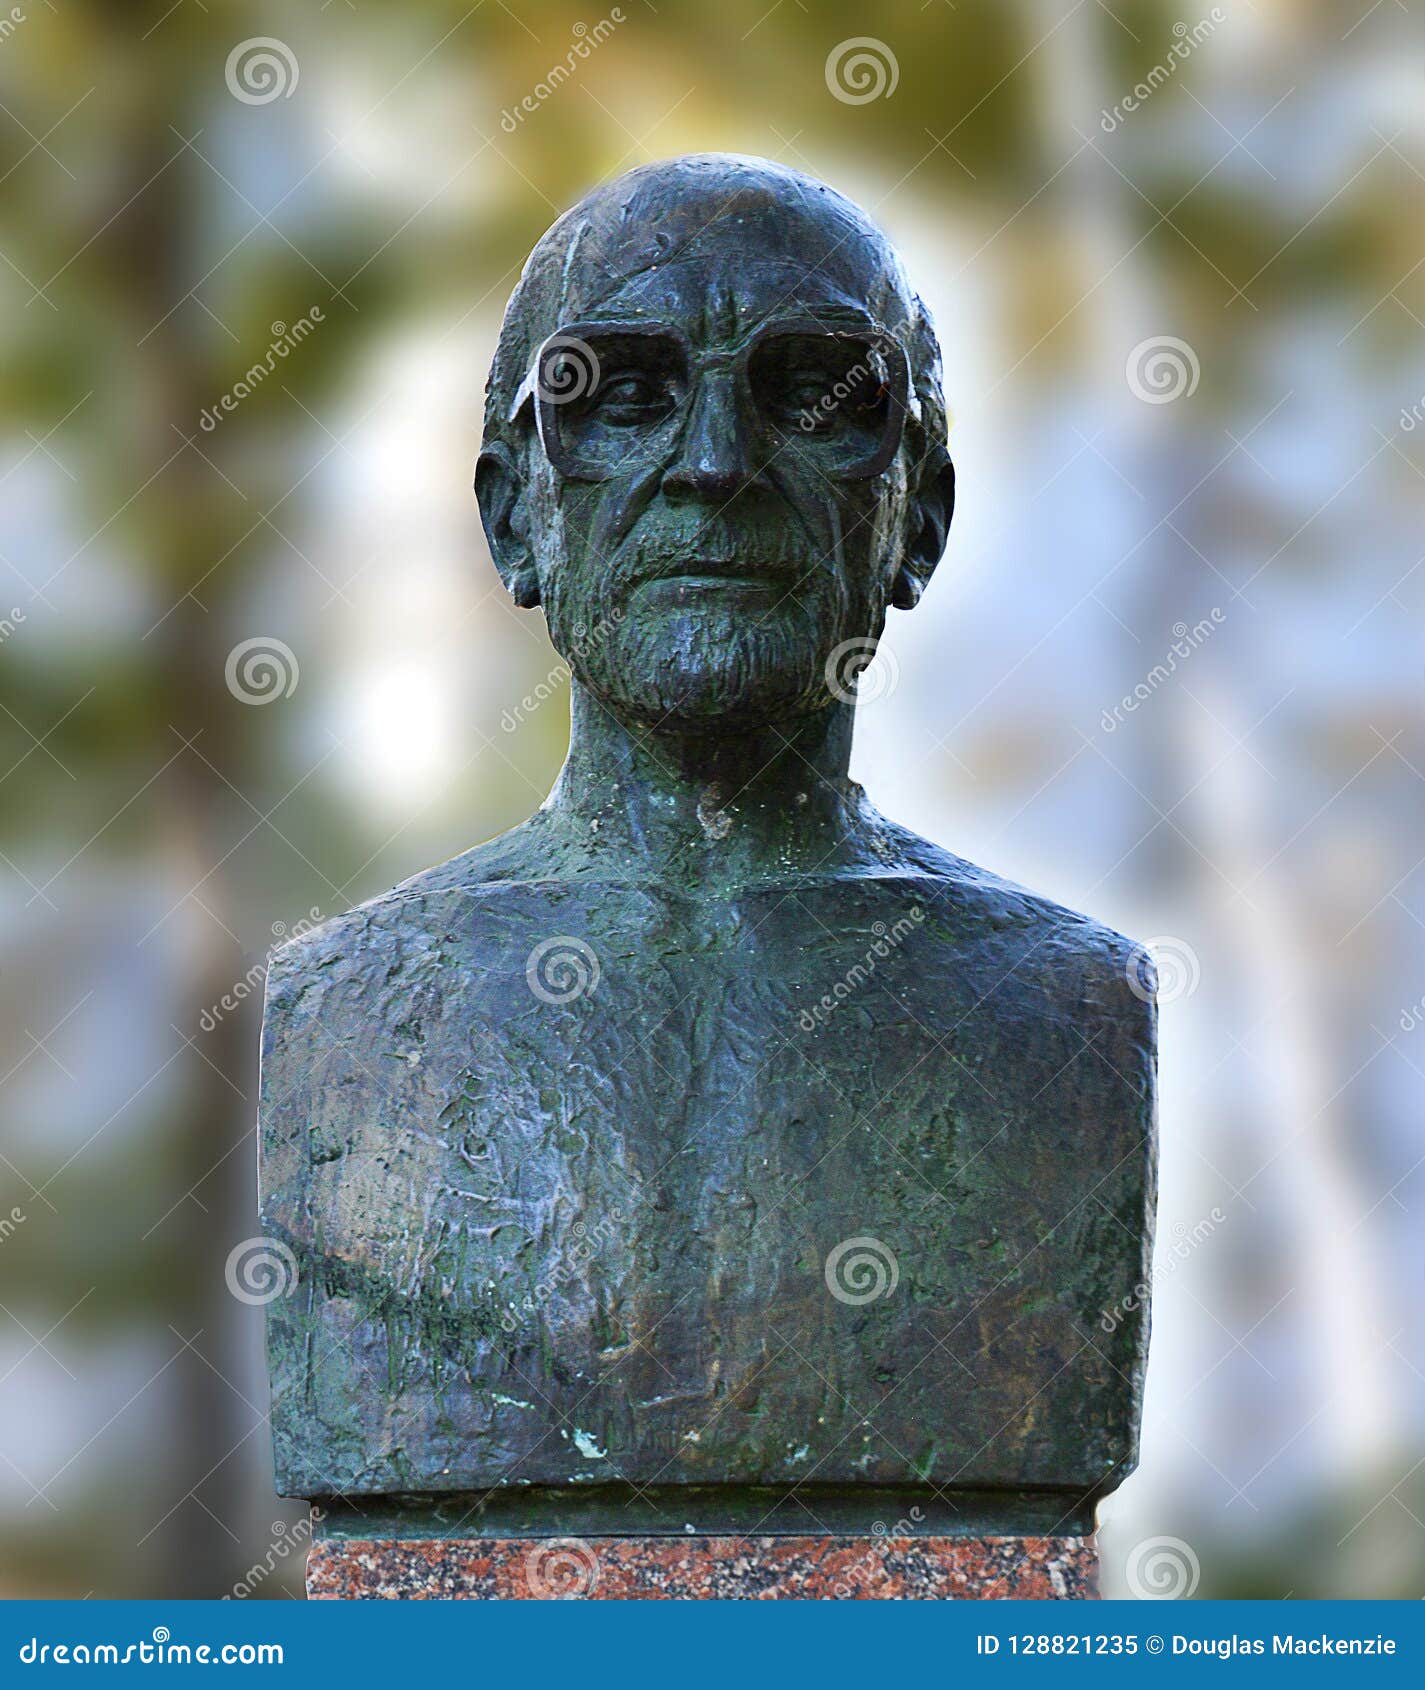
[478,157,954,731]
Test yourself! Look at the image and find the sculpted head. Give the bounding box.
[477,154,955,732]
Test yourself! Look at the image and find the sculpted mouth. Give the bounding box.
[635,557,798,600]
[639,571,784,603]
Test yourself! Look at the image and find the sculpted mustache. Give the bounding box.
[611,518,823,583]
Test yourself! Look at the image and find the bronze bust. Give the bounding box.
[260,155,1156,1539]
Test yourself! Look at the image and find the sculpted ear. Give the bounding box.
[891,449,955,611]
[475,441,541,609]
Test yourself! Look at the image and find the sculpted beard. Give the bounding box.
[544,501,879,728]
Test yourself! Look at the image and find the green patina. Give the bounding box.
[259,156,1156,1537]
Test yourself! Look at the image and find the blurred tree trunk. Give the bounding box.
[100,34,250,1598]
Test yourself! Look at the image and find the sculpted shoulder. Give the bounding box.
[261,821,554,1007]
[875,817,1151,1001]
[263,812,1152,1019]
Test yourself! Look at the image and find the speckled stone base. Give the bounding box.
[307,1534,1098,1600]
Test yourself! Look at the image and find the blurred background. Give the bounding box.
[0,0,1421,1600]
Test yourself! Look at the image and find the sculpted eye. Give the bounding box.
[590,372,678,425]
[770,370,839,424]
[750,333,890,438]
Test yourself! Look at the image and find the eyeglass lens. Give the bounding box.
[540,328,902,481]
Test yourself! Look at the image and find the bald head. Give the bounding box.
[475,155,956,731]
[484,154,946,461]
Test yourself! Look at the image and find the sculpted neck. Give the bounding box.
[540,683,878,885]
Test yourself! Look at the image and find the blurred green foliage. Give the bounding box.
[1,0,1421,1598]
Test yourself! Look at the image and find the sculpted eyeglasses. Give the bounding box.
[511,316,911,484]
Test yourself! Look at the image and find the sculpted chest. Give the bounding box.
[260,874,1154,1528]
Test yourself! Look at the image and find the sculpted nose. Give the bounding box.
[662,370,753,500]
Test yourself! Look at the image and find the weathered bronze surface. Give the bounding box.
[260,155,1156,1535]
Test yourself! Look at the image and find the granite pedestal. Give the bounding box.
[307,1531,1098,1601]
